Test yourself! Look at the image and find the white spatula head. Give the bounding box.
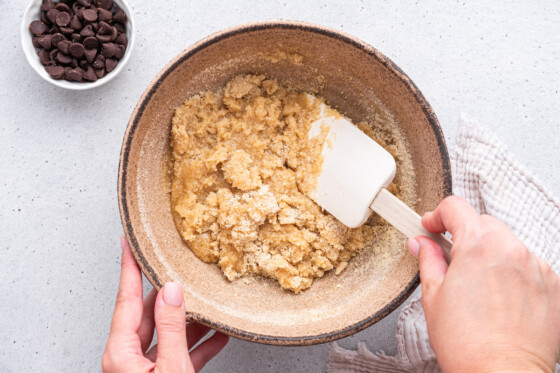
[308,96,397,228]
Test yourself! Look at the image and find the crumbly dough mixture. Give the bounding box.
[171,74,407,293]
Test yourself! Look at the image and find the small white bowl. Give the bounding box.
[21,0,135,90]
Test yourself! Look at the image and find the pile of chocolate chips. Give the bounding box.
[29,0,128,82]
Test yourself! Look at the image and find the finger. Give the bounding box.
[416,236,449,300]
[421,196,479,235]
[407,237,420,258]
[144,323,214,364]
[110,236,144,337]
[187,323,212,350]
[154,282,192,371]
[190,332,229,372]
[102,347,156,373]
[139,288,157,353]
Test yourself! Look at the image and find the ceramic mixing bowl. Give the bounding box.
[118,21,451,345]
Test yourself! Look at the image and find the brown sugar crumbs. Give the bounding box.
[170,74,410,293]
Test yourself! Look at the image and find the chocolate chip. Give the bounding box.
[38,34,52,50]
[39,49,51,65]
[46,9,60,23]
[70,33,82,43]
[96,32,112,43]
[90,22,99,32]
[110,26,118,41]
[80,24,95,37]
[41,0,55,12]
[30,20,47,36]
[98,21,111,35]
[113,22,125,33]
[92,53,105,69]
[41,11,51,25]
[45,65,65,79]
[114,44,125,59]
[82,9,98,22]
[85,48,97,63]
[105,58,117,73]
[52,35,66,50]
[45,65,64,78]
[49,24,60,34]
[58,40,71,54]
[113,9,127,24]
[73,3,84,19]
[55,3,70,13]
[49,48,59,61]
[115,33,126,46]
[94,68,105,78]
[83,66,97,81]
[55,2,70,12]
[43,64,55,74]
[63,65,72,80]
[56,51,72,65]
[77,0,91,6]
[110,2,120,13]
[69,15,82,30]
[96,0,112,11]
[71,57,78,68]
[69,42,85,58]
[83,36,98,50]
[68,67,83,81]
[55,12,71,27]
[32,36,41,48]
[100,42,116,57]
[79,60,89,68]
[60,27,74,35]
[98,8,112,22]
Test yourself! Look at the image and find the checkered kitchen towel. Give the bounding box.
[328,117,560,373]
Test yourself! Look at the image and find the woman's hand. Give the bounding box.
[409,196,560,373]
[102,237,229,373]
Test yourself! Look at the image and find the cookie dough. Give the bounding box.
[170,74,400,293]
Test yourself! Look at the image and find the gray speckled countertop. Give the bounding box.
[1,1,559,372]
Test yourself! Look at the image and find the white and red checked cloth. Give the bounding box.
[328,117,560,373]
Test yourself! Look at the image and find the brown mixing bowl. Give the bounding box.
[118,21,451,345]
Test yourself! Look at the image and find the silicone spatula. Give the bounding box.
[307,95,453,261]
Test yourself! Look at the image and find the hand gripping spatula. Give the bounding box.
[307,96,453,261]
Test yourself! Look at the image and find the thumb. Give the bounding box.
[154,282,192,372]
[408,236,448,300]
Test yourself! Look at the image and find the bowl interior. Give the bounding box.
[119,22,451,345]
[21,0,135,90]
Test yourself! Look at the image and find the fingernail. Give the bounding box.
[408,238,420,258]
[163,282,183,307]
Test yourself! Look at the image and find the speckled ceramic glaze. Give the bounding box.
[118,21,451,345]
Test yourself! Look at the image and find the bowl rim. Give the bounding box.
[20,0,136,91]
[118,20,452,346]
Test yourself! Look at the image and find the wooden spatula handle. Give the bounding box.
[370,188,453,263]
